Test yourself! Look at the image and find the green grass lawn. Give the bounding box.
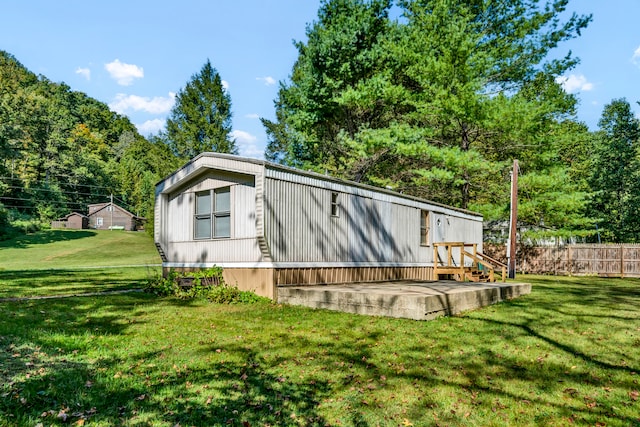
[0,230,161,298]
[0,232,639,425]
[0,229,161,270]
[1,274,639,426]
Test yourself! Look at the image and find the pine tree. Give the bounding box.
[590,99,640,242]
[166,60,236,159]
[265,0,594,238]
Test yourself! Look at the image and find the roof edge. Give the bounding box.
[156,152,482,218]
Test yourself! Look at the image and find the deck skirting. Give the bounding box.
[274,266,435,286]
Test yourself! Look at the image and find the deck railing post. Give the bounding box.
[433,244,439,280]
[473,243,478,269]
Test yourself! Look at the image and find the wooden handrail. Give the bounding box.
[462,250,496,282]
[433,242,506,282]
[476,252,507,269]
[475,252,507,282]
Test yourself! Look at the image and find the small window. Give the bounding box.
[96,217,103,227]
[213,187,231,238]
[194,191,212,239]
[194,187,231,239]
[420,210,430,246]
[331,192,340,217]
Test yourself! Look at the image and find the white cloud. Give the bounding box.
[222,80,230,91]
[229,130,263,159]
[136,119,165,136]
[555,74,594,93]
[245,113,260,119]
[256,76,276,86]
[109,92,176,114]
[105,59,144,86]
[632,46,640,66]
[75,67,91,80]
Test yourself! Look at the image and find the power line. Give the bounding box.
[0,175,117,191]
[1,185,109,198]
[1,193,138,214]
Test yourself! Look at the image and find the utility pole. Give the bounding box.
[507,159,519,279]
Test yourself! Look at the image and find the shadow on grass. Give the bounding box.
[0,295,331,426]
[0,230,97,249]
[1,277,640,426]
[0,268,153,299]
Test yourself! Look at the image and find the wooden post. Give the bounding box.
[473,243,478,269]
[433,245,438,279]
[460,247,465,281]
[621,245,625,278]
[508,160,519,279]
[568,245,572,276]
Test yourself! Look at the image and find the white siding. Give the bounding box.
[160,169,263,264]
[166,238,263,264]
[156,153,484,268]
[264,178,423,263]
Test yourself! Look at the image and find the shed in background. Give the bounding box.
[51,212,89,229]
[88,202,144,231]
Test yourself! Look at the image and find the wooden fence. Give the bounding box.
[483,244,640,278]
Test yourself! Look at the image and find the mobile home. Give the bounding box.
[154,153,484,299]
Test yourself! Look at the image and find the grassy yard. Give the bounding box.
[0,230,160,298]
[0,229,161,270]
[0,232,639,426]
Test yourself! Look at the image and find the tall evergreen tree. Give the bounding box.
[589,99,640,242]
[166,60,236,160]
[266,0,593,237]
[263,0,393,171]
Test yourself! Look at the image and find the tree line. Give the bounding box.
[0,51,178,237]
[1,0,640,243]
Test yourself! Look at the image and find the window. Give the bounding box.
[194,187,231,239]
[96,217,103,227]
[420,210,430,245]
[331,192,340,217]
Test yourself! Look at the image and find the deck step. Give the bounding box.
[155,242,168,262]
[465,270,491,283]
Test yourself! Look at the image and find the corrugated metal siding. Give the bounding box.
[266,167,481,221]
[165,192,192,242]
[392,204,419,261]
[168,238,263,263]
[431,213,483,266]
[233,183,257,239]
[161,171,261,263]
[155,153,484,269]
[264,178,423,263]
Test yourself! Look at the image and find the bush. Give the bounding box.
[144,267,269,304]
[0,205,12,240]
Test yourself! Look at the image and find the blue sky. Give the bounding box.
[1,1,639,158]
